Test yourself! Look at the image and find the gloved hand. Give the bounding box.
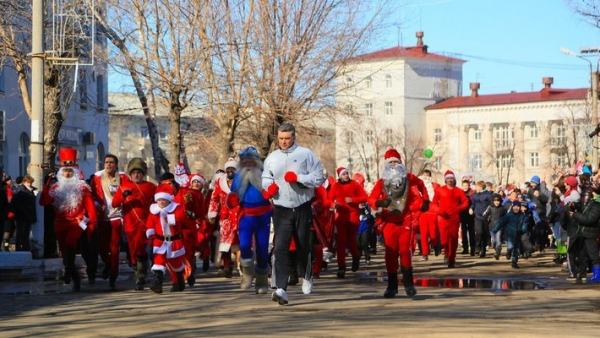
[185,210,197,220]
[284,171,298,183]
[122,190,133,197]
[420,200,430,212]
[261,183,279,200]
[375,199,391,208]
[226,192,240,209]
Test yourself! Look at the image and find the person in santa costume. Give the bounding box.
[174,162,191,188]
[418,169,441,261]
[160,170,203,287]
[311,175,334,278]
[208,158,240,278]
[111,158,156,291]
[225,146,273,293]
[189,173,212,272]
[431,170,469,268]
[39,148,97,291]
[368,148,429,298]
[147,183,188,293]
[329,167,368,278]
[90,154,129,290]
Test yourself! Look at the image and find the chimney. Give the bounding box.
[542,77,553,89]
[416,31,424,46]
[469,82,480,97]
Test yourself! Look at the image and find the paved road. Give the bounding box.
[1,249,599,337]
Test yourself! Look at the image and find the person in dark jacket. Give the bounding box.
[459,180,475,255]
[492,200,528,268]
[568,182,600,283]
[484,194,507,259]
[10,175,38,252]
[527,175,552,252]
[470,180,493,257]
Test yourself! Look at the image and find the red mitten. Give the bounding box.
[262,183,279,199]
[284,171,298,183]
[226,192,240,209]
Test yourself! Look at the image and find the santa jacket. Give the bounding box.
[39,180,97,233]
[432,185,469,219]
[90,170,129,220]
[328,179,367,224]
[146,201,186,258]
[368,173,429,223]
[112,180,156,232]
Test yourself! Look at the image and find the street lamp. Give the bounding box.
[560,47,598,169]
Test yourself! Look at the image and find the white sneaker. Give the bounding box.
[323,251,334,263]
[302,278,313,295]
[271,288,288,305]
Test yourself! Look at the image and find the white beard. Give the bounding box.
[238,167,263,198]
[50,175,86,213]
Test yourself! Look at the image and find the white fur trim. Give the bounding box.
[385,157,401,164]
[444,173,455,179]
[154,192,174,202]
[151,265,167,274]
[217,177,231,193]
[191,175,205,185]
[167,214,176,225]
[146,229,156,238]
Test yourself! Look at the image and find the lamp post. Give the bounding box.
[560,47,598,169]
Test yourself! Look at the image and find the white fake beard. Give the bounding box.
[50,175,85,213]
[238,166,263,197]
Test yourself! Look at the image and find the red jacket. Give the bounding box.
[431,185,469,218]
[40,180,97,233]
[368,173,429,223]
[112,180,156,232]
[90,171,130,221]
[328,179,367,224]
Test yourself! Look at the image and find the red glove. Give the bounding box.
[262,183,279,199]
[226,192,240,209]
[284,171,298,183]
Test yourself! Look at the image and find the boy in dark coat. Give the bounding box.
[492,200,528,268]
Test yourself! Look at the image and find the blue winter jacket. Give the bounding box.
[471,190,493,220]
[491,210,528,242]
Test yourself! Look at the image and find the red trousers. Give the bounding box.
[182,229,197,266]
[55,225,84,258]
[382,215,414,273]
[98,218,123,278]
[335,221,360,268]
[313,244,324,274]
[419,212,438,256]
[438,214,460,264]
[196,230,211,260]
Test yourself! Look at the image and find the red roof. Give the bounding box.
[426,88,589,110]
[348,45,465,63]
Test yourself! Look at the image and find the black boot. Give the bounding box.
[384,272,399,298]
[337,266,346,279]
[72,268,81,292]
[202,258,210,272]
[135,256,148,291]
[187,257,197,287]
[402,267,417,297]
[351,256,361,272]
[150,271,164,294]
[109,276,117,291]
[171,271,185,292]
[494,247,501,260]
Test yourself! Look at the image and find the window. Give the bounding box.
[473,129,481,141]
[530,152,539,167]
[496,154,514,169]
[96,74,105,111]
[385,74,392,88]
[433,156,442,170]
[364,76,372,89]
[366,130,373,143]
[384,129,393,144]
[364,103,373,117]
[345,104,354,114]
[79,69,88,110]
[530,125,538,138]
[0,66,4,93]
[434,128,442,143]
[19,133,30,176]
[551,124,567,146]
[494,125,513,147]
[384,102,393,116]
[556,150,567,167]
[473,154,482,170]
[0,111,4,141]
[345,131,354,144]
[141,127,149,138]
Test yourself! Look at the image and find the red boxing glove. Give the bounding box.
[262,183,279,199]
[284,171,298,183]
[226,192,240,209]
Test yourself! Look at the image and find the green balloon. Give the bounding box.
[424,148,433,158]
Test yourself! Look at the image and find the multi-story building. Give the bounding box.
[335,32,465,181]
[336,32,591,185]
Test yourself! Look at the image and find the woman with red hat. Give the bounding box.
[368,148,430,298]
[328,167,368,278]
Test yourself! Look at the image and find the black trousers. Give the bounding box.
[79,230,99,279]
[474,218,489,254]
[272,201,313,290]
[15,218,32,252]
[460,215,475,251]
[357,231,371,261]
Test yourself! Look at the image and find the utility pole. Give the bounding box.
[30,0,45,259]
[592,70,598,169]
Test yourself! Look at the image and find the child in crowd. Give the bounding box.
[492,200,528,269]
[484,193,506,260]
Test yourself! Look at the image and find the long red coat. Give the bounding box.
[112,180,156,233]
[368,173,429,224]
[207,177,239,249]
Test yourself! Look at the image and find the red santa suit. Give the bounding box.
[208,174,240,270]
[328,167,368,272]
[431,170,469,267]
[418,176,441,257]
[146,194,187,275]
[189,173,212,262]
[173,186,203,278]
[90,167,130,279]
[312,180,333,276]
[111,179,156,265]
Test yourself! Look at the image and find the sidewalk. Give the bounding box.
[1,248,599,337]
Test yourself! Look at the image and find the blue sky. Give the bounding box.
[377,0,600,95]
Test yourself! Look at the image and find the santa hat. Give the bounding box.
[224,157,237,170]
[336,167,348,179]
[352,172,365,186]
[565,175,579,188]
[384,148,402,164]
[444,170,455,179]
[155,183,175,202]
[190,173,205,186]
[59,148,79,167]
